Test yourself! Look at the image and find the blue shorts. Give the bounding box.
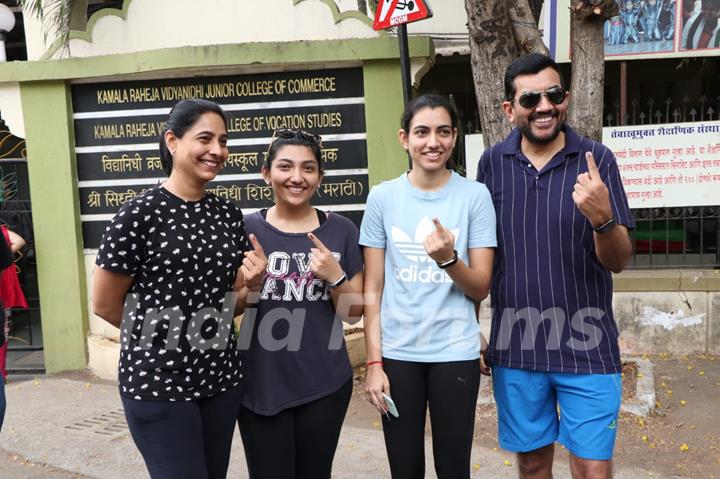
[492,367,621,460]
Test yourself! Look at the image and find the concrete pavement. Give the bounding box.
[0,372,671,479]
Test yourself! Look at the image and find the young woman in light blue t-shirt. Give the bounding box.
[359,94,496,478]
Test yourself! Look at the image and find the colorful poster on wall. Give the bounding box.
[604,121,720,208]
[604,0,676,56]
[680,0,720,49]
[71,68,369,249]
[551,0,720,61]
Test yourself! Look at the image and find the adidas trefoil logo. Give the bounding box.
[391,217,459,263]
[391,217,459,284]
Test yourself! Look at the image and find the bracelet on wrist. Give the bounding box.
[366,360,383,367]
[436,250,459,269]
[327,271,347,289]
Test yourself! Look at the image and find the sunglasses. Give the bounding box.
[514,86,567,109]
[271,128,323,148]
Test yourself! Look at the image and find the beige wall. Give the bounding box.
[28,0,381,60]
[0,84,25,138]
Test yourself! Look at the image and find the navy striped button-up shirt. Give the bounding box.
[476,126,635,374]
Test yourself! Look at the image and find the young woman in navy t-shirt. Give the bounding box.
[235,129,364,479]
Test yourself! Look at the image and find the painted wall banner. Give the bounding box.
[71,68,369,249]
[553,0,720,62]
[604,121,720,208]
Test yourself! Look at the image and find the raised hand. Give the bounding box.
[308,232,343,283]
[423,217,455,263]
[572,151,613,228]
[240,234,267,292]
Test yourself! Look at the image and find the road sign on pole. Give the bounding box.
[372,0,433,170]
[372,0,433,30]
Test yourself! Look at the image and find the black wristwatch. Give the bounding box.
[593,217,617,234]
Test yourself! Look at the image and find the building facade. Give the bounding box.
[0,0,717,375]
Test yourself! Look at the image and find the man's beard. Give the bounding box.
[519,112,564,145]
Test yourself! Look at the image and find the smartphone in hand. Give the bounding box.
[382,393,399,417]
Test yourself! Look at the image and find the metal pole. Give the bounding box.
[398,24,412,169]
[398,24,412,106]
[620,61,627,126]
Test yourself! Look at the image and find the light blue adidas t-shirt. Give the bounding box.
[359,171,497,362]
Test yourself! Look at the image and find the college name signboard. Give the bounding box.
[72,68,369,249]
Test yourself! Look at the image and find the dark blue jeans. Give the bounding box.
[0,375,5,431]
[122,386,242,479]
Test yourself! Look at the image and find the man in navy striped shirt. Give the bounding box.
[476,53,634,479]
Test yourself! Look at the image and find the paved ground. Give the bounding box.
[0,354,717,478]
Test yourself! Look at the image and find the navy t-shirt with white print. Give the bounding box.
[239,211,363,416]
[95,185,248,401]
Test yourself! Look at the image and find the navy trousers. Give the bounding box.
[122,386,243,479]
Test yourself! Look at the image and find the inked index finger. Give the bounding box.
[248,234,265,255]
[432,217,446,233]
[585,151,600,179]
[307,232,329,252]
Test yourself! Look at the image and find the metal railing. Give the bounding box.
[630,206,720,268]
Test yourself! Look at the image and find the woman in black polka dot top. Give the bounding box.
[92,99,248,479]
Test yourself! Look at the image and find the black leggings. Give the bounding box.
[121,386,242,479]
[237,377,353,479]
[382,358,480,479]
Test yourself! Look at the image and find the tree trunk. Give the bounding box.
[508,0,549,55]
[465,0,518,148]
[568,0,617,141]
[527,0,544,23]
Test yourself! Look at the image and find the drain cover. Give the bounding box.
[64,408,128,439]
